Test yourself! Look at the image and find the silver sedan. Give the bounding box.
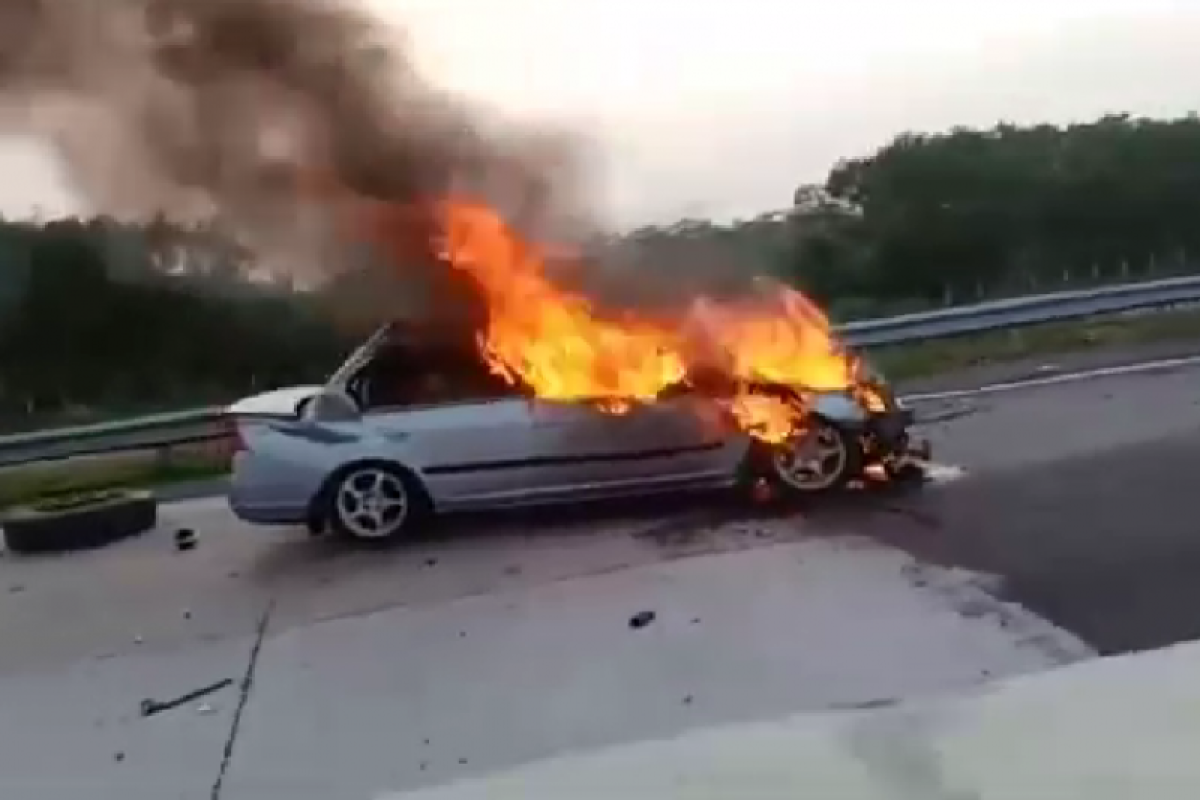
[226,324,927,542]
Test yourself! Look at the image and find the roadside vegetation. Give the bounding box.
[0,444,229,510]
[4,112,1200,439]
[875,306,1200,381]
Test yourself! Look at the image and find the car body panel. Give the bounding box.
[225,324,922,528]
[226,385,324,417]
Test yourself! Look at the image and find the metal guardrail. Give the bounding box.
[5,273,1200,468]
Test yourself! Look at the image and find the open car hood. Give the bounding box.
[226,385,324,417]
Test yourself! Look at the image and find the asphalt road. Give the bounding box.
[6,351,1200,672]
[3,347,1200,796]
[856,353,1200,655]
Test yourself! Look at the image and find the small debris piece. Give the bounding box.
[196,703,217,715]
[419,762,428,771]
[133,635,144,645]
[629,611,656,629]
[8,584,24,594]
[113,752,125,763]
[140,677,233,718]
[458,758,468,766]
[682,695,693,705]
[690,618,701,625]
[182,609,192,620]
[424,558,438,567]
[174,528,197,552]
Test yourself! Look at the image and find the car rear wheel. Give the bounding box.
[326,463,428,543]
[767,418,862,495]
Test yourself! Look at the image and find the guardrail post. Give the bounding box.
[155,443,174,473]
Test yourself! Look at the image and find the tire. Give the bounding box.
[322,462,430,544]
[2,489,158,555]
[749,417,863,497]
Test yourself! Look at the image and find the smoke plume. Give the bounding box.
[0,0,602,331]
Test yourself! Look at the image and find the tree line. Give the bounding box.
[1,112,1198,430]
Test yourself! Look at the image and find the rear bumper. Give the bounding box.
[228,451,320,527]
[227,495,310,526]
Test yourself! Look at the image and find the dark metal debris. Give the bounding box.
[140,677,233,718]
[175,528,197,552]
[629,611,656,629]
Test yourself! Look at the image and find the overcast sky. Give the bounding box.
[2,0,1199,226]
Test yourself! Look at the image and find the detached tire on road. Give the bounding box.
[1,489,158,555]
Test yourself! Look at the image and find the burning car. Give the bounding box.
[225,320,928,542]
[226,200,928,541]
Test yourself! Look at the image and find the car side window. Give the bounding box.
[355,351,526,411]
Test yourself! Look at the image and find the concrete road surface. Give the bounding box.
[2,349,1200,796]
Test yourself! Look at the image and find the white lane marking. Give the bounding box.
[901,352,1200,403]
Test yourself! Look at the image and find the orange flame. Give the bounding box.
[438,200,686,404]
[434,199,867,443]
[324,188,867,443]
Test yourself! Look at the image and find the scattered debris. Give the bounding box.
[140,677,233,718]
[174,528,197,552]
[629,611,656,629]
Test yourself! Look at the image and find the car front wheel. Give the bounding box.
[326,463,428,543]
[767,418,862,495]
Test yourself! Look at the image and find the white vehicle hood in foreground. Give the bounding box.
[386,638,1200,799]
[225,385,324,417]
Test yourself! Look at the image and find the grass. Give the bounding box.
[871,306,1200,381]
[0,443,229,510]
[6,306,1200,508]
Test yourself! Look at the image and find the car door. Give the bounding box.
[528,390,742,492]
[364,397,551,507]
[352,355,600,508]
